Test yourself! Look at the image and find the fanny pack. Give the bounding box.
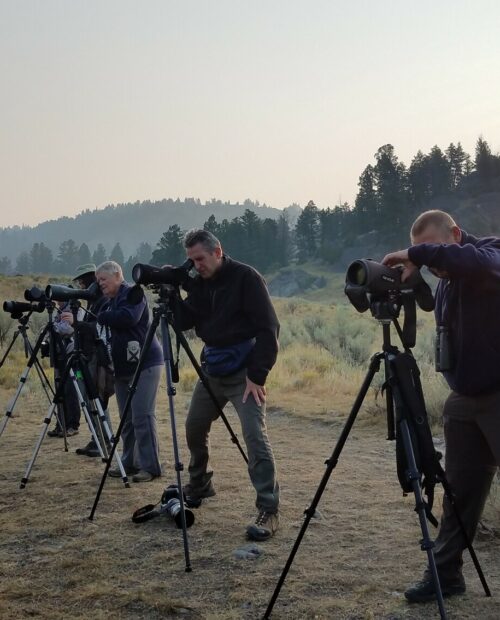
[202,338,255,377]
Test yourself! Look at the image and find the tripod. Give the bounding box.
[0,305,65,443]
[19,299,129,489]
[264,305,490,620]
[89,284,249,571]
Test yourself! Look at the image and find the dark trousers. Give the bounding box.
[185,368,280,513]
[428,389,500,582]
[55,356,81,430]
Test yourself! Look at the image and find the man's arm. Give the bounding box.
[243,270,280,388]
[408,240,500,279]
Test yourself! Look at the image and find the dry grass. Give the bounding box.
[1,388,499,620]
[0,277,499,619]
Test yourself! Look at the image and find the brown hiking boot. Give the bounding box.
[246,510,279,541]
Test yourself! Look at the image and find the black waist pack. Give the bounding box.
[202,338,255,377]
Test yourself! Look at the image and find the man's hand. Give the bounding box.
[243,377,266,406]
[61,311,74,325]
[381,249,418,282]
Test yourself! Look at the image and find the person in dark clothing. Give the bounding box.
[96,260,163,483]
[382,210,500,603]
[178,228,280,541]
[62,263,114,457]
[47,299,85,437]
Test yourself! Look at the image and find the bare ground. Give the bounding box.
[0,384,499,620]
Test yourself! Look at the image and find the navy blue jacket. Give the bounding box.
[408,230,500,396]
[97,282,163,378]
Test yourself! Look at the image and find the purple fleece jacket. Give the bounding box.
[408,230,500,396]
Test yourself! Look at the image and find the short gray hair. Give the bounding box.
[183,228,221,252]
[96,261,123,279]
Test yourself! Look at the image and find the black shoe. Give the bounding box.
[76,441,101,457]
[47,427,63,438]
[183,480,216,506]
[405,576,466,603]
[246,510,279,541]
[108,466,138,478]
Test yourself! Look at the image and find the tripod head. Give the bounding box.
[369,292,419,350]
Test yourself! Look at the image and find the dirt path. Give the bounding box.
[0,389,498,619]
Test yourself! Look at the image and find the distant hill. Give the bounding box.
[0,198,286,262]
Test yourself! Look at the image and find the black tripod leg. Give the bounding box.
[0,324,50,440]
[439,475,491,597]
[172,326,248,465]
[89,312,160,520]
[263,353,383,619]
[399,419,447,620]
[0,328,21,368]
[161,316,192,572]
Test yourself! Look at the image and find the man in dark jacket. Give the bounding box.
[383,210,500,603]
[178,229,280,540]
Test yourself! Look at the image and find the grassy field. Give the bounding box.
[0,272,498,619]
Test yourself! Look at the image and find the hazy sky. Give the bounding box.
[1,1,499,228]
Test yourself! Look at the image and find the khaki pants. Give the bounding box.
[186,368,280,513]
[428,389,500,581]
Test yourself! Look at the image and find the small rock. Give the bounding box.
[232,543,263,559]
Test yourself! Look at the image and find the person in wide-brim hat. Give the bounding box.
[73,263,97,283]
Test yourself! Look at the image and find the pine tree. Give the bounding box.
[295,200,320,262]
[55,239,79,274]
[151,225,185,265]
[78,243,92,266]
[92,244,107,266]
[354,165,378,230]
[16,251,30,274]
[0,256,12,275]
[109,243,125,265]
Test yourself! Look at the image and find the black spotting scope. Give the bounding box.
[345,259,435,313]
[45,281,100,303]
[132,259,194,287]
[3,301,45,318]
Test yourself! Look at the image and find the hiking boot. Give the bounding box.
[108,466,138,478]
[76,441,100,457]
[47,427,63,438]
[246,510,279,541]
[65,427,79,437]
[132,470,159,483]
[404,576,466,603]
[183,480,216,505]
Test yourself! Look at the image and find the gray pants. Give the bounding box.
[428,389,500,581]
[186,368,280,513]
[114,365,162,476]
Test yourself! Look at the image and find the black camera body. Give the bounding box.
[132,484,195,527]
[132,259,194,287]
[160,485,195,528]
